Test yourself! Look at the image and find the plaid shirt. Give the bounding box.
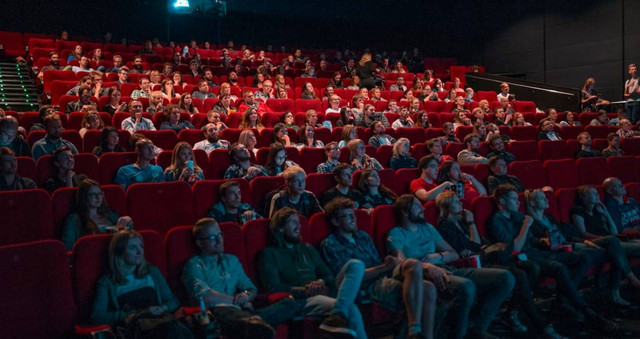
[223,163,267,180]
[316,160,339,173]
[320,230,382,275]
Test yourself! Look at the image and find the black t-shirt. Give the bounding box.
[320,187,366,209]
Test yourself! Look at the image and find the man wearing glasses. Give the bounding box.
[121,100,156,133]
[182,218,296,338]
[316,142,342,174]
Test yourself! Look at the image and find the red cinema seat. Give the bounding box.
[544,159,579,189]
[71,231,165,323]
[423,101,447,113]
[192,179,251,219]
[444,142,465,158]
[126,181,195,234]
[0,31,24,57]
[508,140,539,161]
[0,189,53,245]
[18,111,41,131]
[249,176,285,213]
[98,152,137,184]
[554,188,577,223]
[471,196,496,238]
[295,99,322,113]
[510,126,537,141]
[585,125,617,139]
[266,99,295,112]
[36,153,99,187]
[454,126,474,142]
[0,240,76,339]
[626,183,640,201]
[242,218,271,279]
[208,149,231,179]
[306,173,336,197]
[560,126,584,140]
[376,145,394,168]
[371,205,396,256]
[621,138,640,155]
[509,160,547,189]
[513,101,536,113]
[607,156,640,183]
[538,140,571,160]
[299,147,327,173]
[394,168,420,195]
[137,130,179,150]
[576,157,609,185]
[475,91,498,102]
[395,127,427,144]
[16,156,37,181]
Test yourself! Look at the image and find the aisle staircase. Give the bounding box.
[0,61,39,112]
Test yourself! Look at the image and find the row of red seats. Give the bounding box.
[6,154,640,246]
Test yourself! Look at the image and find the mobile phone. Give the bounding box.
[186,160,194,169]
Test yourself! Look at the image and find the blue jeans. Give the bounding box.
[303,259,367,339]
[446,268,515,339]
[626,100,640,124]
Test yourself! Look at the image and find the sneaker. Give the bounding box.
[541,325,568,339]
[318,313,356,338]
[241,315,276,339]
[503,310,527,333]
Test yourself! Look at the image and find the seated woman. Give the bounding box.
[206,110,228,132]
[172,71,188,89]
[426,138,454,163]
[297,124,324,148]
[336,107,356,127]
[102,87,128,116]
[414,111,431,129]
[275,87,289,99]
[510,113,532,127]
[436,160,486,207]
[527,188,640,306]
[45,146,87,193]
[163,142,204,184]
[559,111,581,127]
[61,179,132,250]
[346,75,360,90]
[590,110,610,126]
[161,79,180,99]
[79,109,105,138]
[178,93,199,115]
[265,142,298,176]
[338,125,358,148]
[160,104,194,132]
[238,129,258,155]
[280,111,299,131]
[444,89,458,103]
[91,230,192,338]
[452,111,472,130]
[389,137,417,170]
[237,108,265,132]
[300,82,318,99]
[305,109,323,128]
[348,139,382,170]
[477,99,492,115]
[92,126,125,156]
[211,94,236,116]
[472,121,488,142]
[272,123,292,147]
[357,168,397,207]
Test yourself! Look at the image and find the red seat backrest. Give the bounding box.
[249,176,286,212]
[544,159,579,189]
[371,205,396,257]
[0,240,76,338]
[607,156,640,183]
[509,160,547,189]
[36,153,99,187]
[471,196,496,238]
[299,147,327,174]
[507,140,538,161]
[207,149,231,179]
[306,173,336,198]
[621,138,640,156]
[0,189,53,245]
[538,140,571,160]
[16,156,37,181]
[242,218,271,280]
[98,152,137,184]
[554,188,578,223]
[576,157,609,185]
[394,168,420,196]
[126,182,195,234]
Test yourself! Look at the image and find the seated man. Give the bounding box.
[223,143,267,181]
[238,90,273,116]
[115,67,129,86]
[70,56,94,74]
[425,138,454,163]
[485,135,515,164]
[193,123,230,155]
[254,80,274,102]
[410,154,454,203]
[319,164,370,209]
[457,133,488,165]
[182,218,296,338]
[269,166,323,218]
[114,138,164,190]
[603,177,640,232]
[602,133,625,157]
[130,77,152,99]
[389,76,407,92]
[66,85,97,113]
[537,120,562,141]
[0,147,36,191]
[368,121,396,147]
[32,114,79,161]
[388,194,515,339]
[121,100,156,133]
[191,79,216,101]
[37,51,62,82]
[130,56,148,74]
[0,117,30,156]
[391,108,414,129]
[575,132,602,158]
[321,198,437,339]
[44,146,87,193]
[442,123,460,143]
[206,181,261,223]
[258,207,366,338]
[485,156,525,194]
[316,141,342,174]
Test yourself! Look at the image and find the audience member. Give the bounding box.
[192,79,216,101]
[414,111,431,129]
[0,147,36,191]
[319,163,369,209]
[391,108,414,129]
[602,133,624,157]
[92,126,124,156]
[426,138,453,163]
[269,166,322,218]
[316,142,342,174]
[264,142,297,176]
[410,155,453,203]
[485,135,515,164]
[146,91,165,115]
[178,93,199,115]
[581,78,610,112]
[537,120,562,141]
[559,111,580,127]
[114,138,164,189]
[160,105,194,132]
[78,110,104,137]
[603,178,640,232]
[102,87,128,116]
[121,100,155,133]
[66,85,96,113]
[436,161,486,206]
[0,117,30,156]
[616,118,640,139]
[163,142,204,184]
[193,123,230,155]
[575,132,602,158]
[32,114,79,161]
[130,77,152,99]
[44,146,86,193]
[624,63,640,123]
[485,156,525,194]
[211,94,236,116]
[297,124,324,148]
[237,130,258,155]
[238,108,265,131]
[348,139,383,170]
[589,110,610,126]
[442,122,460,143]
[457,133,488,165]
[389,137,417,170]
[357,168,397,208]
[224,143,267,181]
[368,121,396,147]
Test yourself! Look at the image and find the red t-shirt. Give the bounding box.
[410,178,437,194]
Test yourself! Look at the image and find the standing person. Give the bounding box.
[388,194,515,339]
[258,207,367,338]
[91,231,194,339]
[355,53,382,89]
[321,198,437,339]
[624,64,640,123]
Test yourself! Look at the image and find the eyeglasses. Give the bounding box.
[199,232,224,242]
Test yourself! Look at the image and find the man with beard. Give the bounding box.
[485,135,515,164]
[0,147,36,191]
[442,123,460,143]
[205,181,260,223]
[238,90,273,116]
[192,79,216,101]
[258,207,367,338]
[37,51,62,82]
[130,56,148,74]
[575,132,603,158]
[319,164,369,209]
[223,143,267,181]
[202,68,217,88]
[65,85,97,113]
[70,56,94,73]
[457,133,488,165]
[114,138,163,189]
[268,166,322,218]
[32,114,78,161]
[194,123,230,155]
[388,194,514,339]
[227,71,240,87]
[182,218,295,339]
[321,197,437,339]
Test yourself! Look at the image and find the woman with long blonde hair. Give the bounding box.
[163,142,204,184]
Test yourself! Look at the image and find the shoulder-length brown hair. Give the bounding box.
[108,230,150,285]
